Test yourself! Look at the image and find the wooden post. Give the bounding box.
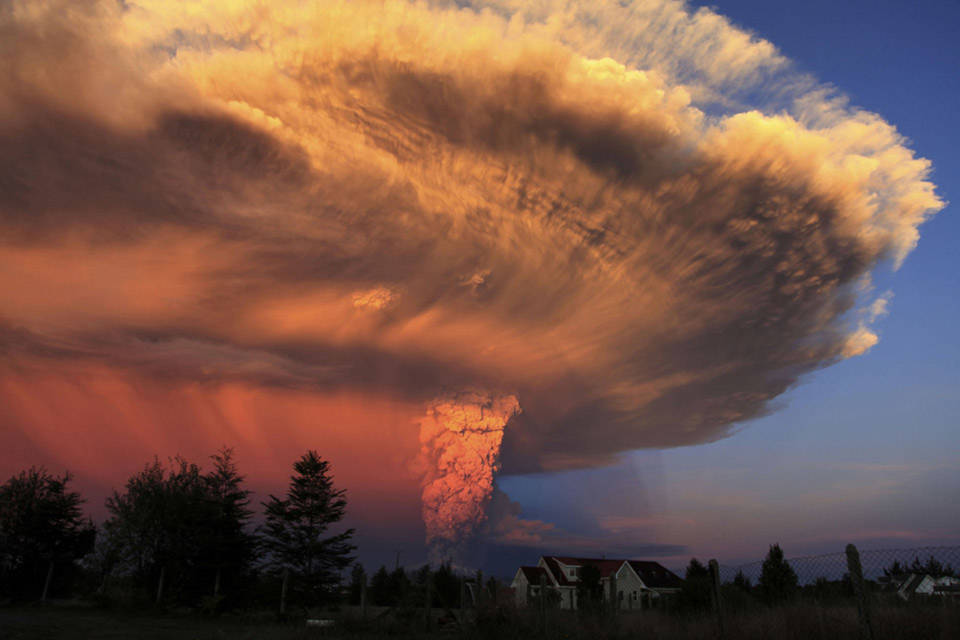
[708,559,724,640]
[155,566,166,605]
[846,544,874,640]
[609,572,618,617]
[41,560,54,602]
[280,568,289,615]
[214,567,221,598]
[541,573,550,635]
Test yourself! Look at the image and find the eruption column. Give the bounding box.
[417,391,520,561]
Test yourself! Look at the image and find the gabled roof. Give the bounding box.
[518,566,549,584]
[627,561,684,589]
[542,556,574,586]
[554,557,625,579]
[538,556,684,591]
[898,574,927,595]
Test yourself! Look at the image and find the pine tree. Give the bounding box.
[348,563,366,605]
[260,451,356,609]
[681,558,712,611]
[759,544,798,605]
[732,569,752,592]
[389,565,411,605]
[202,447,256,601]
[370,565,392,605]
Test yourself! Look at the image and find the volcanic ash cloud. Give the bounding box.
[417,392,520,560]
[0,0,945,541]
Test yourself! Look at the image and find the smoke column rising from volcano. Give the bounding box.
[417,392,520,561]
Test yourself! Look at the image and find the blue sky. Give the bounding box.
[497,0,959,570]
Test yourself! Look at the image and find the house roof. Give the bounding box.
[554,557,625,579]
[542,556,574,586]
[898,574,927,594]
[933,585,960,594]
[539,556,684,591]
[627,561,684,590]
[519,566,549,584]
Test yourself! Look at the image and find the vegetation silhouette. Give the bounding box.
[259,450,356,612]
[0,467,95,601]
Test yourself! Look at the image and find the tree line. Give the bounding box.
[0,448,355,612]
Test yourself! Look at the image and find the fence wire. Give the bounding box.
[717,545,960,587]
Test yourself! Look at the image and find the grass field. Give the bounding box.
[2,601,959,640]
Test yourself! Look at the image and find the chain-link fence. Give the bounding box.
[718,545,960,588]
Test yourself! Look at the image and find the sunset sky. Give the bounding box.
[1,0,956,575]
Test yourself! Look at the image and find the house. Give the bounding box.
[511,556,683,610]
[896,573,960,600]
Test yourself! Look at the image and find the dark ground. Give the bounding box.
[2,601,959,640]
[0,606,305,640]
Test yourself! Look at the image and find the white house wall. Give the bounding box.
[614,564,648,610]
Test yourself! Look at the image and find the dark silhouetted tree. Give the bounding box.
[201,447,256,602]
[907,555,955,578]
[260,451,356,609]
[348,563,366,605]
[433,562,459,608]
[370,565,392,605]
[389,565,411,605]
[883,559,908,579]
[576,563,603,613]
[103,451,257,607]
[759,544,797,605]
[680,558,712,611]
[0,467,95,601]
[732,569,752,592]
[104,457,213,603]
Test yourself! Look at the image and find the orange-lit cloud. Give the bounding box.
[0,0,943,554]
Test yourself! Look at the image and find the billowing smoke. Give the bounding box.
[417,391,520,560]
[0,0,944,548]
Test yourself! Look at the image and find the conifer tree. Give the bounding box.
[202,447,256,599]
[260,451,355,608]
[759,544,798,605]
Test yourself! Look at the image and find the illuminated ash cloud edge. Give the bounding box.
[0,0,944,552]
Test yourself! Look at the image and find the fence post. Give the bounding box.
[845,544,874,640]
[709,559,725,640]
[539,573,547,636]
[609,571,618,619]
